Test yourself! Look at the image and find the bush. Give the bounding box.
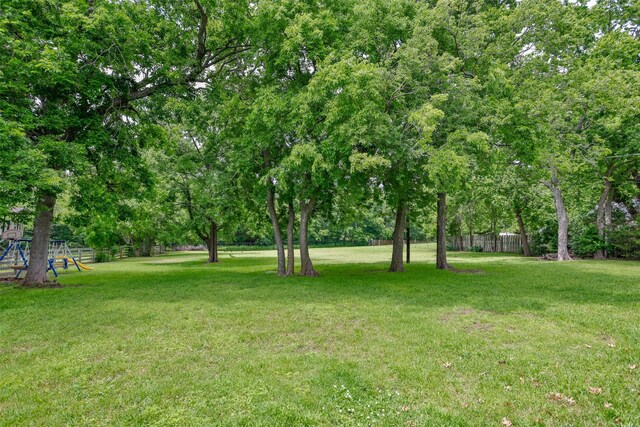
[609,225,640,259]
[530,223,558,256]
[469,245,484,252]
[571,225,605,258]
[94,251,113,263]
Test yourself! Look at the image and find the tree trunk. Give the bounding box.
[595,178,612,260]
[406,216,411,264]
[23,193,56,285]
[515,209,531,257]
[299,199,318,276]
[436,192,449,270]
[389,201,407,272]
[141,237,153,257]
[605,189,612,227]
[491,220,498,252]
[266,185,286,276]
[286,202,295,276]
[455,214,463,251]
[604,185,613,257]
[548,167,572,261]
[206,221,219,263]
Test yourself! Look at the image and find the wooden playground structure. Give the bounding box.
[1,224,92,278]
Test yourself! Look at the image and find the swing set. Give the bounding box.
[0,238,92,279]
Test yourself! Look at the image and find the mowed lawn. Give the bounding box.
[1,245,639,426]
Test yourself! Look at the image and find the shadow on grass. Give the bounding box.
[41,252,640,319]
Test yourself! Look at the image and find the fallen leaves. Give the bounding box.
[588,387,602,395]
[443,362,452,369]
[502,417,512,427]
[604,402,613,409]
[601,335,617,348]
[548,392,576,406]
[629,364,637,371]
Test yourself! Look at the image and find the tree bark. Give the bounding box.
[299,199,318,276]
[266,185,286,276]
[388,201,407,272]
[405,216,411,264]
[23,193,56,285]
[548,167,572,261]
[436,192,450,270]
[605,189,612,227]
[140,237,154,257]
[455,214,464,251]
[515,209,531,257]
[286,202,295,276]
[491,220,498,252]
[595,178,612,260]
[604,185,613,257]
[206,221,219,263]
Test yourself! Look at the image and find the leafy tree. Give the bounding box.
[0,0,249,284]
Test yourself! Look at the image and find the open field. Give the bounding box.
[1,245,639,426]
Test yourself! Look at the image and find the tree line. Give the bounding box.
[1,0,638,284]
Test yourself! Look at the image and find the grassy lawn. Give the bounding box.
[1,245,639,426]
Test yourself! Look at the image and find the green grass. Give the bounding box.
[1,245,639,426]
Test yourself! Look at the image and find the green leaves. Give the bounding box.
[410,102,446,146]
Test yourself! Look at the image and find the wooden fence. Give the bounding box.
[449,234,524,253]
[68,247,97,262]
[368,239,432,246]
[111,245,167,259]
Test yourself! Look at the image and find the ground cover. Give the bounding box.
[1,245,638,426]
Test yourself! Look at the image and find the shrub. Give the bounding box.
[530,223,558,256]
[609,225,640,259]
[94,251,113,263]
[571,225,605,258]
[469,245,484,252]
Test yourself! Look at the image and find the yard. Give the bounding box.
[1,245,639,426]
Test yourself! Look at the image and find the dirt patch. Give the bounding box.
[1,277,63,288]
[599,334,617,348]
[465,321,494,332]
[0,277,23,287]
[447,266,485,274]
[439,308,479,322]
[440,308,498,334]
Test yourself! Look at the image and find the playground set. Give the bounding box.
[0,226,92,278]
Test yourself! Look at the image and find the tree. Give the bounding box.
[239,0,356,276]
[503,0,639,260]
[0,0,249,284]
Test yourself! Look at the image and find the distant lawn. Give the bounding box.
[1,245,638,426]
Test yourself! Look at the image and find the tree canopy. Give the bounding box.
[1,0,639,283]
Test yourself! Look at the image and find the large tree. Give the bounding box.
[0,0,249,284]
